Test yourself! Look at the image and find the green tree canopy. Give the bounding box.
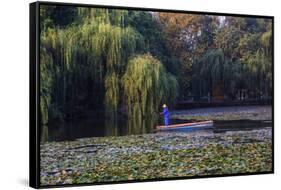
[122,54,178,119]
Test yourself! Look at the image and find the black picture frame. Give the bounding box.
[30,1,274,188]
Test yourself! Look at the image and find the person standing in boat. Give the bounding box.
[160,104,169,127]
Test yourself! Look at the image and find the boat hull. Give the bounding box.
[156,120,214,131]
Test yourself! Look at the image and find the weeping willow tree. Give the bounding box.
[192,49,250,100]
[239,22,273,99]
[122,54,178,120]
[223,61,249,99]
[91,22,143,117]
[243,49,272,99]
[192,49,225,100]
[40,7,144,125]
[192,43,273,101]
[40,48,53,125]
[259,25,272,96]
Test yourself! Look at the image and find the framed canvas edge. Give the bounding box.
[29,1,275,189]
[30,1,41,189]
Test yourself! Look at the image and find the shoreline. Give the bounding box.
[171,105,272,121]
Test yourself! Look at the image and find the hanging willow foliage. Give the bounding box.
[192,49,250,99]
[104,72,119,117]
[199,49,225,83]
[122,54,178,118]
[192,47,273,100]
[77,7,128,27]
[239,28,272,97]
[192,49,225,97]
[90,22,143,117]
[40,48,53,125]
[40,8,144,124]
[76,8,144,117]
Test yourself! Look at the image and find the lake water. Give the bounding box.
[41,117,272,142]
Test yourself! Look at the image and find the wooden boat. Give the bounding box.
[156,120,214,131]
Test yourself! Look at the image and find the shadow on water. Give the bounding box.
[42,116,159,142]
[41,116,272,142]
[213,120,272,133]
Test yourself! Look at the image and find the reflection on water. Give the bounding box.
[41,116,160,142]
[213,120,272,133]
[41,116,272,142]
[41,125,49,143]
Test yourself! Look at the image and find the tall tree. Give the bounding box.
[122,54,178,119]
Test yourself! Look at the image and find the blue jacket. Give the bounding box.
[162,108,169,118]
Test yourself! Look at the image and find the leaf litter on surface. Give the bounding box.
[40,127,272,185]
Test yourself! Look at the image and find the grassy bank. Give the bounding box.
[170,105,272,121]
[40,127,272,186]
